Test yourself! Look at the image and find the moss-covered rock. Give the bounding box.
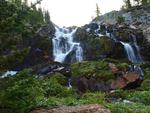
[71,60,114,79]
[71,60,116,92]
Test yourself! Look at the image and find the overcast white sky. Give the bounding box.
[29,0,124,27]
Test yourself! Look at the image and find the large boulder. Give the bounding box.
[29,104,111,113]
[111,72,142,89]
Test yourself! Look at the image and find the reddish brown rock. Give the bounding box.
[111,77,127,89]
[111,72,141,89]
[29,104,111,113]
[123,72,139,83]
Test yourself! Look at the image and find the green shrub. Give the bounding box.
[107,103,150,113]
[0,69,45,113]
[71,61,114,80]
[42,77,75,97]
[127,91,150,105]
[49,72,67,85]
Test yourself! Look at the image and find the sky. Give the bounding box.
[29,0,124,27]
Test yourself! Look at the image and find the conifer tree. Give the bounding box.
[141,0,148,5]
[96,3,100,18]
[123,0,132,9]
[45,10,51,24]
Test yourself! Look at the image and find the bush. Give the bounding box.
[127,91,150,105]
[0,69,45,113]
[107,103,150,113]
[71,61,114,80]
[42,77,75,97]
[49,72,67,85]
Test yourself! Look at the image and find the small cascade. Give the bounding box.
[132,35,143,63]
[0,71,17,78]
[52,27,83,63]
[120,40,144,79]
[120,35,143,64]
[120,42,139,63]
[67,78,72,89]
[76,44,83,62]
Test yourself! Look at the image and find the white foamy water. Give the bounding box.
[52,27,83,63]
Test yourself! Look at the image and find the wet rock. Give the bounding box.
[34,62,71,77]
[29,104,111,113]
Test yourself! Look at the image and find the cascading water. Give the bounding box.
[52,27,83,63]
[120,37,143,64]
[120,42,139,64]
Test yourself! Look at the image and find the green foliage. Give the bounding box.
[99,37,112,54]
[49,72,67,85]
[107,103,150,113]
[0,69,75,113]
[123,0,132,9]
[0,69,45,113]
[41,78,74,97]
[46,92,105,107]
[95,3,101,18]
[79,92,106,104]
[117,16,125,24]
[141,0,148,5]
[127,91,150,105]
[71,60,114,80]
[117,63,129,72]
[1,66,150,113]
[0,48,29,70]
[44,10,51,24]
[0,0,52,70]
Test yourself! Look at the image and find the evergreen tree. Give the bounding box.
[23,0,28,6]
[96,3,100,18]
[44,10,51,24]
[141,0,148,5]
[14,0,22,7]
[123,0,132,9]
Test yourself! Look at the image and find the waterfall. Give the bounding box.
[120,42,138,63]
[120,36,143,64]
[52,27,83,63]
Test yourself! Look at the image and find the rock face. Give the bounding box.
[29,104,111,113]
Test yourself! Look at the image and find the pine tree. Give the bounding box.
[124,0,132,9]
[44,10,51,24]
[96,3,100,18]
[23,0,28,6]
[141,0,148,5]
[14,0,22,7]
